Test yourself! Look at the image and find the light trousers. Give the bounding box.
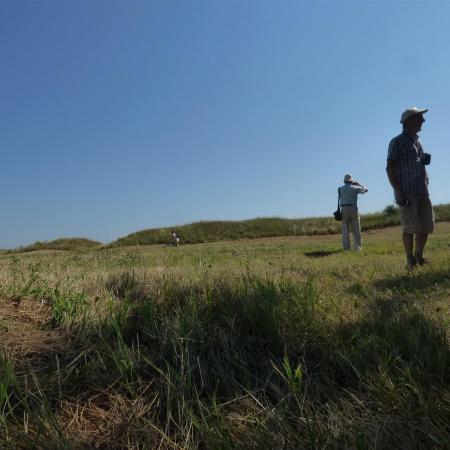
[341,205,361,250]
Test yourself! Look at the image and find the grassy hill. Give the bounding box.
[8,203,450,251]
[11,237,102,253]
[110,203,450,247]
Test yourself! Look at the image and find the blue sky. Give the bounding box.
[1,0,449,248]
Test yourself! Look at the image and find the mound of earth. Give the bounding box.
[13,238,102,253]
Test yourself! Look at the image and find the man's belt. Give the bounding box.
[341,204,356,206]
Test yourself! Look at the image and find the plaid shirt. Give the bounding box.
[387,132,428,194]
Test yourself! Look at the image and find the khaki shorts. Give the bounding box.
[399,194,435,234]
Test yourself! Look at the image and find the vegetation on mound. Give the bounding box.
[11,237,102,253]
[110,203,450,247]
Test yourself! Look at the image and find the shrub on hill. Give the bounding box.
[383,204,398,216]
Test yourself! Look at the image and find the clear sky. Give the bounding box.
[1,0,449,248]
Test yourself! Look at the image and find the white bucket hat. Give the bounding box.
[400,107,428,124]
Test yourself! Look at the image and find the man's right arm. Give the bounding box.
[386,159,405,204]
[386,137,407,205]
[351,181,368,193]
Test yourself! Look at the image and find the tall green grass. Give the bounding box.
[0,225,449,448]
[1,272,449,448]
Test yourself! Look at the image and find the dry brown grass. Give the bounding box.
[0,297,69,367]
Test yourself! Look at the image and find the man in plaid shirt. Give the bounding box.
[386,107,434,269]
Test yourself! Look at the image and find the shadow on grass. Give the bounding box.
[3,277,450,449]
[374,267,450,293]
[334,296,449,379]
[304,249,341,258]
[313,294,450,448]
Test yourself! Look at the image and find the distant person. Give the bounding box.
[338,174,368,251]
[170,230,180,247]
[386,107,434,270]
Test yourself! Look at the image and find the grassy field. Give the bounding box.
[0,223,449,449]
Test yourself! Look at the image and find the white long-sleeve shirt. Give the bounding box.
[339,183,367,207]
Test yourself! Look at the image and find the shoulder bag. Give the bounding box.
[333,188,342,221]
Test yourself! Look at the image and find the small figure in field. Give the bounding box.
[386,107,434,270]
[170,230,180,247]
[338,174,368,251]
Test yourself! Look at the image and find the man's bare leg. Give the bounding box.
[415,233,429,263]
[402,233,416,269]
[402,233,414,257]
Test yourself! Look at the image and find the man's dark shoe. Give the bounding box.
[415,252,430,265]
[416,256,430,265]
[406,256,417,270]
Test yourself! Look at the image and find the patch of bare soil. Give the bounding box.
[0,297,69,369]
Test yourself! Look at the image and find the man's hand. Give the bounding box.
[395,190,408,206]
[352,180,368,192]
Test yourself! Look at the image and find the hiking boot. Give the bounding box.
[406,256,417,271]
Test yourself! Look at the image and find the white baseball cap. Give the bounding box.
[400,107,428,124]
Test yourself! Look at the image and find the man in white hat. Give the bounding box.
[338,174,368,251]
[386,107,434,269]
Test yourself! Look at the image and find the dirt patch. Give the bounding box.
[0,297,69,368]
